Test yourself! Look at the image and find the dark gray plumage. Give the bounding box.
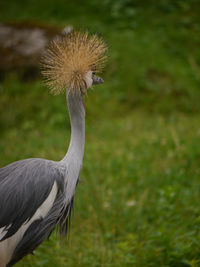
[0,159,72,266]
[0,159,65,241]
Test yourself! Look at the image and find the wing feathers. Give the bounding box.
[0,158,65,241]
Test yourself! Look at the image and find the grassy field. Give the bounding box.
[0,0,200,266]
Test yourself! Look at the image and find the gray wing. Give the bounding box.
[0,158,65,241]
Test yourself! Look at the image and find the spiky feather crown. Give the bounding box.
[42,31,107,95]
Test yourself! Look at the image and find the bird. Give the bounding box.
[0,30,107,267]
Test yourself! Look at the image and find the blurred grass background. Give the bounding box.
[0,0,200,266]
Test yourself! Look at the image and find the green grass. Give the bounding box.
[1,0,200,266]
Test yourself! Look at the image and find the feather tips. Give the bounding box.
[41,31,107,95]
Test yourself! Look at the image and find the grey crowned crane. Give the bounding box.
[0,31,107,266]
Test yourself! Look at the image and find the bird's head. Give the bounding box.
[84,71,104,91]
[42,31,107,96]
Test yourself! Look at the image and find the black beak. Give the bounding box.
[92,75,104,85]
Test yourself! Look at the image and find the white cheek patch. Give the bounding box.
[84,71,93,89]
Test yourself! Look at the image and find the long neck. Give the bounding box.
[61,92,85,169]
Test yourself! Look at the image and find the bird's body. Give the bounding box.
[0,31,107,266]
[0,93,85,266]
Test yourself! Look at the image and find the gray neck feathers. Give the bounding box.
[61,92,85,178]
